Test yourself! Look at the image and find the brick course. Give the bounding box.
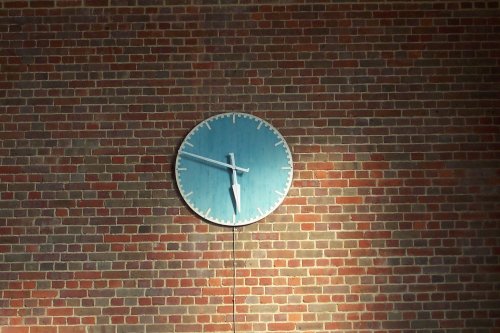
[1,1,499,332]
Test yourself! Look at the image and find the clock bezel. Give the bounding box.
[175,112,293,227]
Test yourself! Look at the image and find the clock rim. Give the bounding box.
[175,112,293,227]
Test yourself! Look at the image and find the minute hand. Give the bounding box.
[181,151,250,173]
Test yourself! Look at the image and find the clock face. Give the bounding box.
[175,113,293,226]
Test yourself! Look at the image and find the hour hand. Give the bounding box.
[229,153,241,213]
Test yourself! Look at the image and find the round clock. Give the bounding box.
[175,112,293,227]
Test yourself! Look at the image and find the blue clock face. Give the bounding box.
[175,113,293,226]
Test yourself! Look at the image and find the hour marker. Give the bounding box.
[206,122,211,130]
[281,166,291,170]
[257,121,263,130]
[275,190,284,196]
[185,191,193,197]
[275,139,283,146]
[232,114,236,123]
[205,208,211,217]
[257,208,264,216]
[178,167,187,171]
[185,141,194,147]
[233,214,236,224]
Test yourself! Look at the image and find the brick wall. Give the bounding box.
[1,1,499,332]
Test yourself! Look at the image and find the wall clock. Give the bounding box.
[175,112,293,227]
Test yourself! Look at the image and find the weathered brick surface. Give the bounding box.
[1,1,499,332]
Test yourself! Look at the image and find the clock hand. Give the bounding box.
[229,153,241,213]
[181,151,250,173]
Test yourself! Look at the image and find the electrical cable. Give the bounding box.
[232,227,237,333]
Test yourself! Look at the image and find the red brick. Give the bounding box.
[46,308,73,316]
[0,166,23,174]
[306,161,334,170]
[336,196,363,204]
[362,161,390,170]
[77,200,104,208]
[268,322,295,331]
[29,328,56,333]
[1,328,30,333]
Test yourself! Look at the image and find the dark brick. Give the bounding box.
[4,253,32,262]
[411,320,439,329]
